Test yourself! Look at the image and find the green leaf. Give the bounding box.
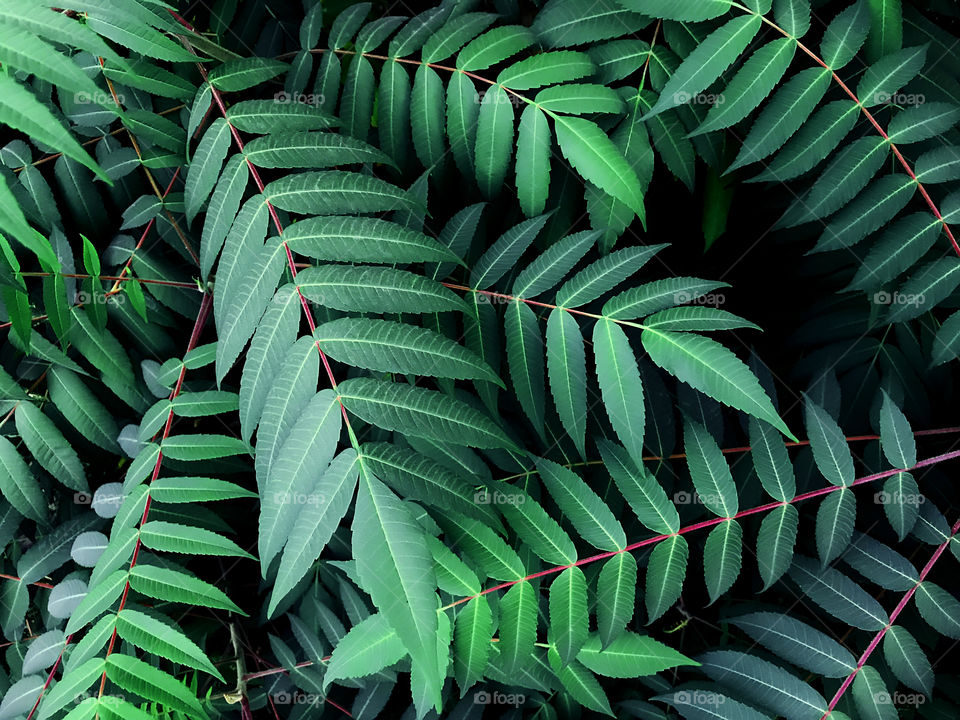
[115,608,223,680]
[259,389,341,571]
[446,70,479,178]
[15,402,86,492]
[537,457,626,551]
[645,535,688,623]
[558,244,666,308]
[325,613,406,688]
[847,213,940,291]
[245,131,393,169]
[852,665,898,720]
[789,555,888,630]
[684,419,738,518]
[594,319,645,465]
[843,532,917,591]
[815,487,856,565]
[150,476,256,503]
[263,171,413,214]
[459,25,535,71]
[857,45,927,108]
[554,115,646,218]
[297,264,465,314]
[550,566,589,665]
[200,153,248,281]
[645,15,762,118]
[699,650,828,720]
[546,309,588,457]
[730,611,856,678]
[453,596,492,693]
[748,417,796,501]
[423,12,497,63]
[822,0,870,69]
[339,377,514,449]
[704,519,742,603]
[209,58,288,91]
[880,472,920,540]
[185,118,232,224]
[475,85,515,198]
[888,257,960,324]
[879,390,916,468]
[380,61,411,169]
[513,230,598,298]
[599,439,679,535]
[128,564,244,614]
[757,504,798,590]
[0,436,47,524]
[805,397,854,486]
[141,520,253,558]
[500,493,577,565]
[226,99,338,133]
[499,580,538,675]
[105,653,206,718]
[616,0,732,21]
[915,582,960,639]
[866,0,903,61]
[354,467,441,709]
[284,215,458,264]
[774,0,811,37]
[516,105,552,216]
[498,50,595,90]
[161,433,250,461]
[505,300,547,436]
[578,631,697,677]
[536,84,626,115]
[883,625,932,694]
[411,65,445,170]
[596,553,637,648]
[471,214,550,289]
[439,512,525,581]
[271,450,359,615]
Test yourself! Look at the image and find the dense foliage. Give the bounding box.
[1,0,960,718]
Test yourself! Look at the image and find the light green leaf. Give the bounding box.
[645,535,688,623]
[594,319,645,465]
[550,566,589,665]
[545,309,588,457]
[704,519,742,603]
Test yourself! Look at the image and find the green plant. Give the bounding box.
[1,0,960,718]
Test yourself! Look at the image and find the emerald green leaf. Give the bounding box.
[558,244,666,308]
[536,458,627,552]
[141,520,253,558]
[757,504,798,590]
[604,278,728,321]
[439,512,525,581]
[116,608,223,680]
[546,309,588,456]
[430,536,480,596]
[655,690,764,720]
[353,468,441,710]
[297,264,466,314]
[704,519,742,603]
[499,580,537,675]
[475,85,515,198]
[578,631,697,677]
[554,115,645,218]
[446,71,479,177]
[536,84,626,115]
[325,613,406,688]
[498,51,595,90]
[699,650,828,720]
[64,569,125,635]
[422,12,497,63]
[161,433,250,461]
[453,596,492,693]
[284,215,459,264]
[379,61,411,169]
[128,564,245,614]
[730,612,855,678]
[500,492,577,565]
[789,555,888,630]
[185,118,232,224]
[821,1,871,69]
[209,58,288,91]
[847,213,940,291]
[226,100,338,133]
[599,439,679,534]
[815,487,855,565]
[339,377,515,449]
[843,532,917,591]
[888,257,960,324]
[458,25,535,72]
[805,397,854,486]
[887,102,960,144]
[15,402,86,492]
[616,0,732,22]
[883,625,932,694]
[263,171,413,214]
[645,535,688,623]
[105,653,205,718]
[774,0,811,37]
[36,657,105,720]
[260,389,341,571]
[857,45,927,108]
[880,471,920,540]
[811,174,915,253]
[852,665,898,720]
[594,319,645,465]
[516,105,552,216]
[879,390,916,468]
[749,417,796,502]
[316,317,500,384]
[245,131,393,168]
[866,0,903,61]
[411,65,445,170]
[550,566,589,665]
[645,15,762,119]
[505,299,546,436]
[200,153,248,281]
[0,436,47,524]
[271,450,359,615]
[150,476,256,503]
[596,553,637,648]
[915,582,960,639]
[513,230,598,298]
[471,213,549,289]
